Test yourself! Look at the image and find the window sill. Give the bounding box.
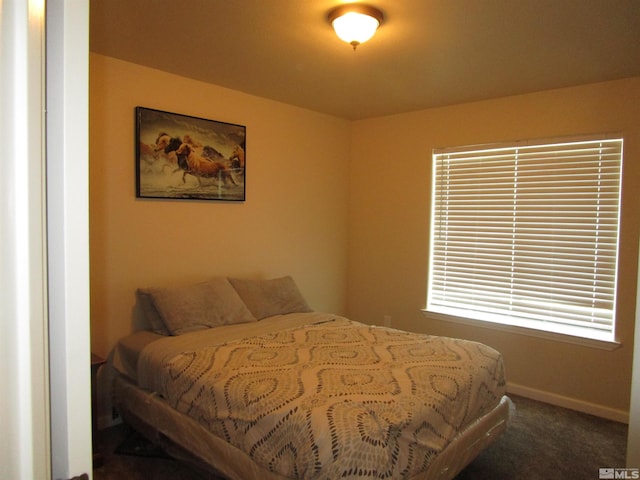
[421,309,621,351]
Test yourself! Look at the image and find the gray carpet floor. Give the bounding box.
[93,394,628,480]
[455,395,627,479]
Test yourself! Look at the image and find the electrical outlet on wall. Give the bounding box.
[383,315,392,327]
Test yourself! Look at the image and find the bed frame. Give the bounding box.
[113,374,513,480]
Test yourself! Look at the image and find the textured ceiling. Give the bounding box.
[90,0,640,120]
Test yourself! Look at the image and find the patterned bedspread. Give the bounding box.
[138,315,506,479]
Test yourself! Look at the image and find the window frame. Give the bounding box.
[424,135,623,351]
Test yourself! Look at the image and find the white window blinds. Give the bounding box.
[428,138,623,340]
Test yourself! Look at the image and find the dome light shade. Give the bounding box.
[328,4,383,50]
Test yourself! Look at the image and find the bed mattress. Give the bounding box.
[111,312,510,479]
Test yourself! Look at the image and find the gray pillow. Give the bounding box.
[228,276,312,320]
[146,277,256,335]
[136,288,171,335]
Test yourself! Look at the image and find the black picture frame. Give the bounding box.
[135,106,246,201]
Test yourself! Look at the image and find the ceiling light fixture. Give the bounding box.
[328,4,384,50]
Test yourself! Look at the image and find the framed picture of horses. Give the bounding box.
[135,106,246,201]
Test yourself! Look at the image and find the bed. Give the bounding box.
[108,276,513,479]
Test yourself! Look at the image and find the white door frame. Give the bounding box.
[47,0,92,478]
[1,0,50,478]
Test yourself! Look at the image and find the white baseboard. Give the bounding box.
[506,382,629,424]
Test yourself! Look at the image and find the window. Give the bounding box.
[427,137,623,344]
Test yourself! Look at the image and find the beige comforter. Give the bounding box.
[137,313,506,479]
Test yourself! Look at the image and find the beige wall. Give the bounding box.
[89,54,350,357]
[348,77,640,415]
[90,52,639,416]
